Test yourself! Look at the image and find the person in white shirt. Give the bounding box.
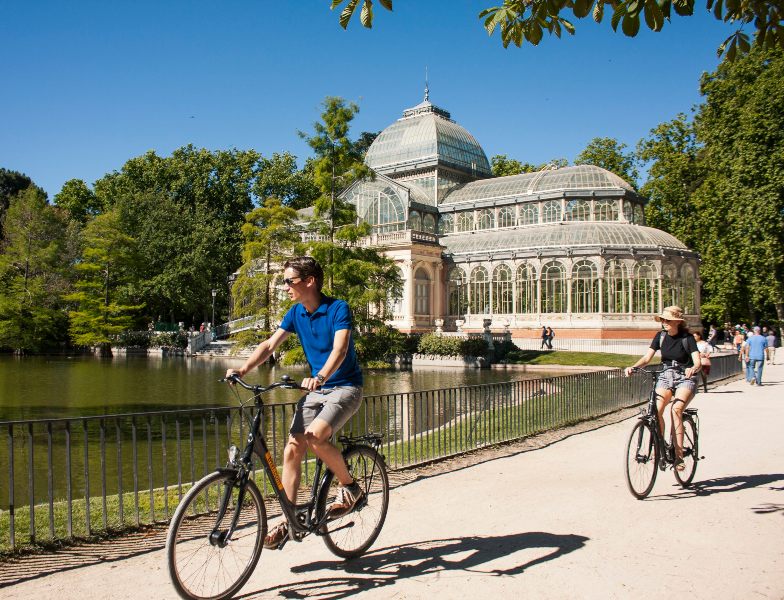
[693,332,712,393]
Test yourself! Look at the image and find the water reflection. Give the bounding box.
[0,355,550,421]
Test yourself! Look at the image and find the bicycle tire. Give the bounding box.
[166,469,266,600]
[625,421,659,499]
[317,445,389,559]
[674,415,698,486]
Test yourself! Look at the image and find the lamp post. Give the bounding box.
[211,289,217,333]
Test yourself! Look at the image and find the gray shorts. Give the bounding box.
[656,368,698,395]
[290,386,363,435]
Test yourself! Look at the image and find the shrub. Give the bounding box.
[150,331,187,349]
[117,331,151,349]
[355,325,406,362]
[280,346,307,366]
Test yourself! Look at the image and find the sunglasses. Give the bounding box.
[282,277,302,286]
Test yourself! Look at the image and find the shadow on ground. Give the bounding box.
[241,531,589,599]
[651,473,784,501]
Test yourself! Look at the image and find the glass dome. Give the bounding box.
[441,223,688,255]
[366,99,491,178]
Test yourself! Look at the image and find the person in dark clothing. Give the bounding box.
[546,326,555,349]
[625,306,702,472]
[540,326,548,349]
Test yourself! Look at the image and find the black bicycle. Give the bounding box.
[624,366,701,499]
[165,374,390,600]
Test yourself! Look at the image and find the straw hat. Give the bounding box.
[654,305,685,322]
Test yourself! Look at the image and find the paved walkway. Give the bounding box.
[2,364,783,599]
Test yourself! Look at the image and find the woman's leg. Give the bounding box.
[671,389,694,459]
[656,388,673,441]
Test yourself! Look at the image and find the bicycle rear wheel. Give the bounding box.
[625,421,659,499]
[674,416,698,486]
[317,445,389,559]
[166,469,266,600]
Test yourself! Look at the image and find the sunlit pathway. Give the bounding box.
[3,364,783,599]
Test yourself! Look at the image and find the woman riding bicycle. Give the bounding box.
[625,306,702,471]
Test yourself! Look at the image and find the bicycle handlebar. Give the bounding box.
[220,373,306,393]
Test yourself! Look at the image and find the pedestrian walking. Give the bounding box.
[765,330,776,364]
[745,326,768,385]
[707,324,718,350]
[546,326,555,350]
[540,325,548,349]
[693,331,712,393]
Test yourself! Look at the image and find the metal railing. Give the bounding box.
[0,354,741,552]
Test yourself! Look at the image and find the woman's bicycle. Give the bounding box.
[624,366,701,499]
[165,374,390,600]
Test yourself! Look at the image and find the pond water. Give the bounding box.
[0,355,551,422]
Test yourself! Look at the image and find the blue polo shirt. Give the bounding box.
[279,295,363,388]
[746,334,768,361]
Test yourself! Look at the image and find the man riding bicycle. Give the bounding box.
[226,256,364,549]
[625,306,702,471]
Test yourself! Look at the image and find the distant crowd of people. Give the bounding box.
[703,321,780,386]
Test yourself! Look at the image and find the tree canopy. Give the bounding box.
[575,137,639,189]
[329,0,782,61]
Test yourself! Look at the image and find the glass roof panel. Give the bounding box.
[441,165,635,205]
[441,223,688,255]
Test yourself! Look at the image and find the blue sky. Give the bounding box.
[1,1,737,198]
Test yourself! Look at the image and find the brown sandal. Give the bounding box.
[263,522,288,549]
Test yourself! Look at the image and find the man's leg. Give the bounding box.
[303,419,353,485]
[753,359,764,385]
[281,434,308,503]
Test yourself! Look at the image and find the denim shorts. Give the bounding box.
[656,367,697,394]
[290,386,363,435]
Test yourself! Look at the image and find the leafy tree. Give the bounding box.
[66,211,142,355]
[330,0,782,61]
[354,131,379,156]
[490,154,540,177]
[692,47,784,324]
[253,152,319,210]
[575,137,639,188]
[94,146,259,326]
[54,179,103,224]
[637,115,704,244]
[0,168,46,239]
[231,197,300,330]
[299,97,372,287]
[0,188,70,353]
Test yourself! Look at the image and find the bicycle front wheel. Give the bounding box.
[674,416,698,486]
[166,469,266,600]
[317,445,389,559]
[625,421,659,499]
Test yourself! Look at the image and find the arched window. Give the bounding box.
[498,207,515,228]
[348,184,406,233]
[604,260,629,313]
[572,260,598,313]
[438,213,454,235]
[541,261,566,313]
[414,267,431,315]
[623,201,633,223]
[470,266,490,314]
[519,204,538,225]
[542,200,562,223]
[565,199,591,221]
[408,210,422,231]
[662,263,679,307]
[422,213,436,233]
[456,212,474,232]
[633,261,658,314]
[477,209,494,230]
[634,205,645,225]
[492,264,513,314]
[681,263,696,314]
[594,199,619,222]
[447,267,467,316]
[516,263,536,314]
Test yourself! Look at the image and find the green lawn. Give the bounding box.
[504,349,660,369]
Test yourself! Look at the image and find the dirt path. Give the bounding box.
[2,365,783,599]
